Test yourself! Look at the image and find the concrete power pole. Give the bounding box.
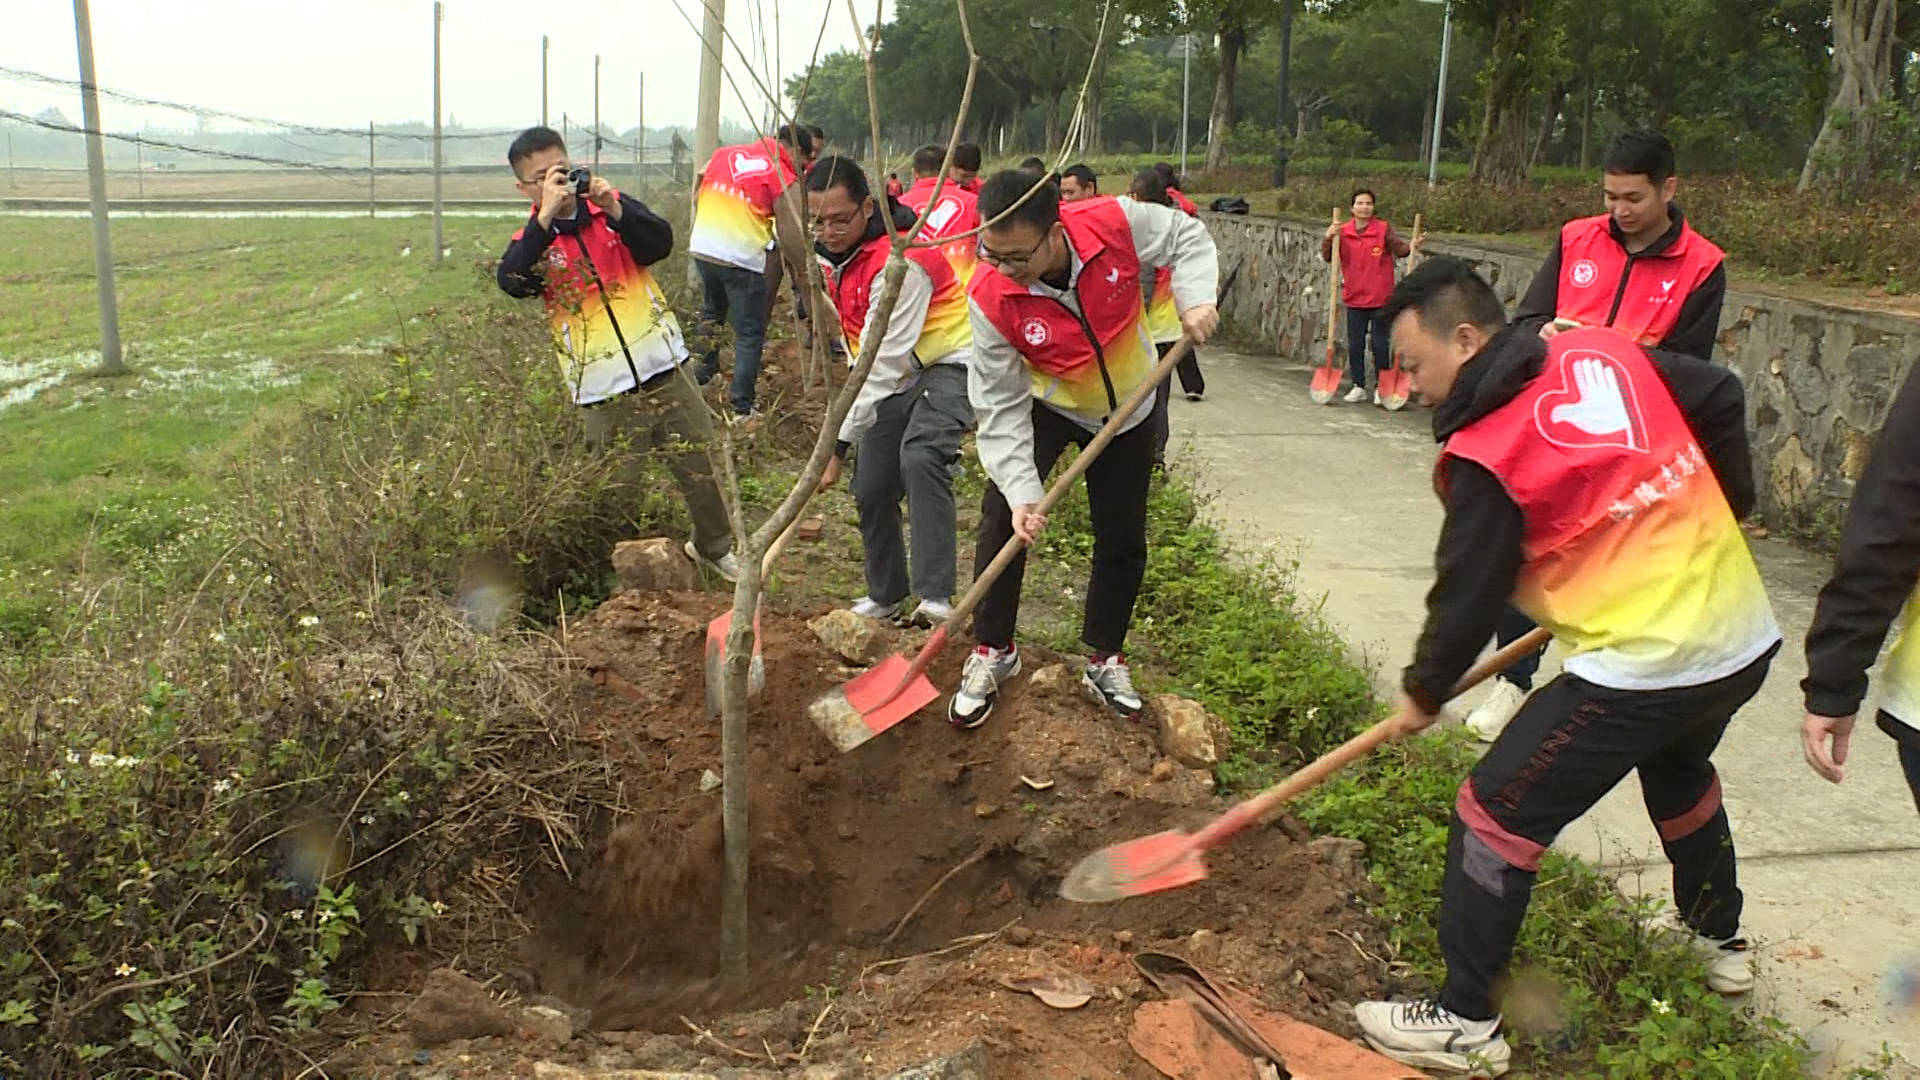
[635,73,645,196]
[432,1,444,264]
[541,35,550,127]
[593,54,602,171]
[368,122,377,218]
[72,0,124,374]
[694,0,726,167]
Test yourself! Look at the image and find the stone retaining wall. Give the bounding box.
[1206,212,1920,537]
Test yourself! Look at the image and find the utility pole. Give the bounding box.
[694,0,726,167]
[134,134,144,199]
[635,72,645,196]
[1177,30,1192,179]
[72,0,124,374]
[432,0,444,264]
[6,132,14,189]
[541,35,550,127]
[368,121,377,218]
[593,54,602,171]
[1426,0,1454,188]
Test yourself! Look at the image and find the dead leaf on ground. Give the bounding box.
[999,972,1096,1009]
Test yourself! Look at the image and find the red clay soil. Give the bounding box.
[404,587,1401,1076]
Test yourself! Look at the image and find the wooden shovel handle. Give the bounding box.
[1192,626,1553,850]
[1325,208,1342,346]
[1410,212,1424,270]
[891,338,1198,689]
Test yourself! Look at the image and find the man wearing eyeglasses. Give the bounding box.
[949,172,1218,729]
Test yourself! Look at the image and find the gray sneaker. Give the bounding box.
[1354,999,1511,1077]
[1081,654,1143,717]
[909,598,955,628]
[849,596,900,620]
[684,541,741,584]
[948,644,1020,729]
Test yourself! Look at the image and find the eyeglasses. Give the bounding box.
[809,208,866,234]
[978,228,1051,271]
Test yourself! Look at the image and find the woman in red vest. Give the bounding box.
[951,171,1219,729]
[1352,257,1778,1076]
[1320,188,1415,405]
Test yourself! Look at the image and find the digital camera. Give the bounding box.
[566,167,592,196]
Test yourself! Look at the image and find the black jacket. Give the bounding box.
[1513,204,1727,361]
[1402,327,1758,713]
[1803,366,1920,747]
[495,194,674,299]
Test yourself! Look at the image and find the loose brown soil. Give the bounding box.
[329,587,1402,1077]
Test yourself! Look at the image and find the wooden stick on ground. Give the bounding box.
[884,842,993,946]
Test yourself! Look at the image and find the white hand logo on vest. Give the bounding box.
[1536,351,1648,453]
[730,152,773,177]
[924,198,961,235]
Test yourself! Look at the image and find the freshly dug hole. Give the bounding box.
[530,589,1396,1036]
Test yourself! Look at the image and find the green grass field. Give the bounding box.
[0,214,523,571]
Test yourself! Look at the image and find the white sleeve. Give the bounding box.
[1121,199,1219,314]
[967,301,1045,507]
[839,259,935,446]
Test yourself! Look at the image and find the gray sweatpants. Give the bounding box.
[852,363,974,605]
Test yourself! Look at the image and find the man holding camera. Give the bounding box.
[496,126,739,581]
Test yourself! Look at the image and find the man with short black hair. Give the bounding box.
[496,126,738,581]
[1351,256,1778,1076]
[1059,164,1099,202]
[901,144,982,283]
[806,156,975,627]
[951,143,983,193]
[951,170,1218,728]
[688,124,812,419]
[1467,129,1730,743]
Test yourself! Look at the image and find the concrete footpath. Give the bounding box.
[1164,346,1920,1076]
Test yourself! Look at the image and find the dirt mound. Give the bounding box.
[527,590,1398,1047]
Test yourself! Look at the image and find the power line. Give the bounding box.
[0,64,518,142]
[3,108,369,177]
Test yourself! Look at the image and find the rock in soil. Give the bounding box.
[408,968,515,1047]
[807,608,896,665]
[1025,662,1078,698]
[1310,836,1369,886]
[1152,693,1223,769]
[613,538,698,592]
[881,1040,991,1079]
[514,1003,575,1047]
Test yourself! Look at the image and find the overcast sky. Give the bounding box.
[1,0,882,133]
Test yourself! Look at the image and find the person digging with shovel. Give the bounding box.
[952,170,1218,729]
[806,155,976,628]
[1352,257,1779,1077]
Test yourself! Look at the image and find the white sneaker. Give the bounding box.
[1344,385,1369,404]
[1354,999,1511,1077]
[848,596,900,620]
[1373,387,1384,407]
[909,598,954,627]
[1652,914,1755,994]
[948,644,1020,729]
[684,541,742,584]
[1184,391,1204,402]
[1081,654,1143,717]
[1465,679,1528,743]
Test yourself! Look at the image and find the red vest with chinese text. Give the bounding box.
[1553,214,1724,346]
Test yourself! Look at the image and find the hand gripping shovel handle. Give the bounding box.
[1188,626,1554,851]
[884,336,1199,695]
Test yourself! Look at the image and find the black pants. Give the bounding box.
[1494,605,1549,690]
[1345,305,1391,389]
[1439,644,1778,1021]
[1149,340,1206,465]
[1880,711,1920,815]
[973,401,1154,655]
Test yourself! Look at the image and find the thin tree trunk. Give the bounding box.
[1420,91,1435,165]
[1798,0,1898,193]
[1579,73,1595,169]
[1204,25,1247,170]
[1469,0,1536,187]
[1531,82,1567,167]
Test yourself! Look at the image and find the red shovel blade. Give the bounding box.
[1378,363,1412,411]
[1308,354,1341,404]
[808,654,940,752]
[1056,828,1209,903]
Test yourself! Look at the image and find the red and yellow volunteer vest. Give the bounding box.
[1881,592,1920,730]
[688,139,799,272]
[1553,214,1724,346]
[968,197,1156,420]
[1336,218,1398,309]
[1441,327,1778,690]
[513,201,685,405]
[900,177,981,284]
[1144,267,1180,344]
[819,230,971,363]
